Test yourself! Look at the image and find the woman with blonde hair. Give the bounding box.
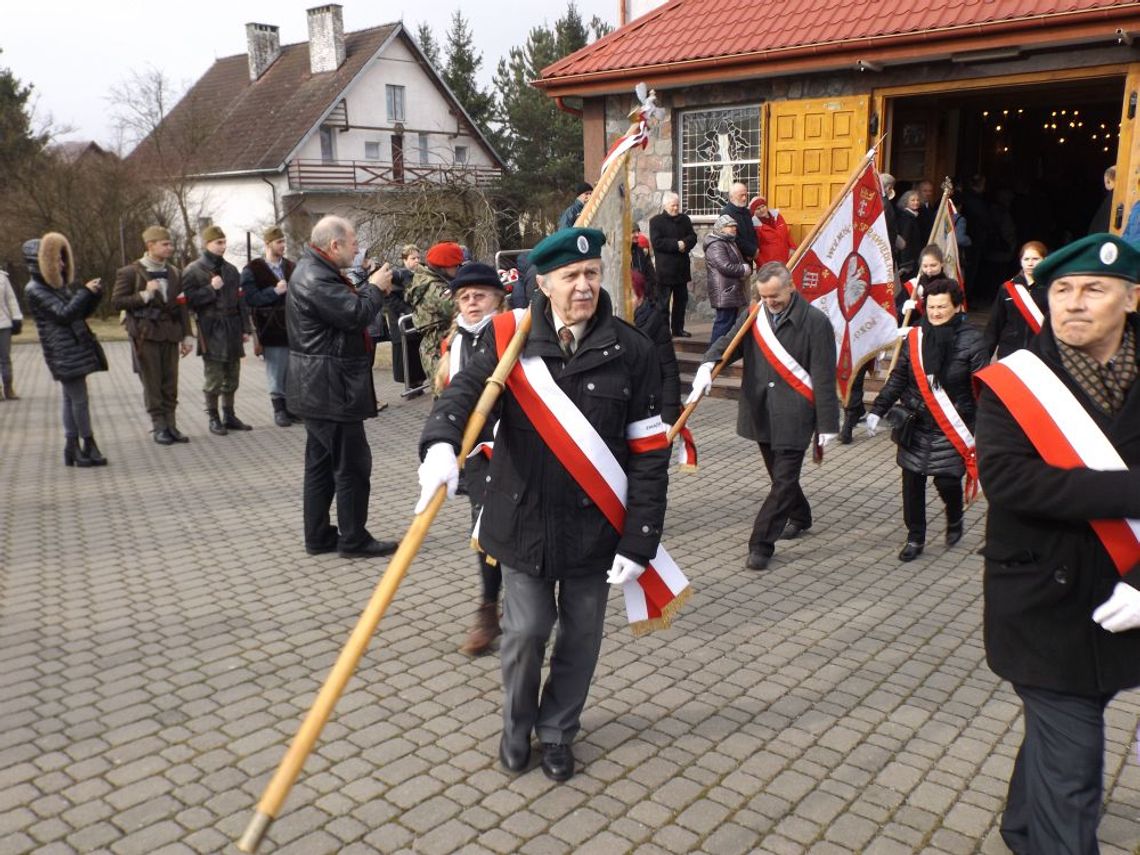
[23,233,109,466]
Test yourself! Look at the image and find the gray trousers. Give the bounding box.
[500,566,609,746]
[0,328,12,385]
[262,346,288,400]
[60,376,92,439]
[1001,684,1114,855]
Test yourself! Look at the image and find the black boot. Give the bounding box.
[898,541,925,562]
[272,397,291,428]
[223,408,253,431]
[81,437,107,466]
[208,409,227,436]
[946,518,964,547]
[64,436,79,467]
[3,380,18,400]
[74,437,94,468]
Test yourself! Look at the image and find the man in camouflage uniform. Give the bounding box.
[408,241,462,378]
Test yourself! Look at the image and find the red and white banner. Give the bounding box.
[907,328,978,501]
[976,350,1140,575]
[751,305,814,403]
[674,426,698,469]
[791,159,898,405]
[1002,280,1044,334]
[492,310,690,633]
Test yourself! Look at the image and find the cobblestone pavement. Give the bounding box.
[1,340,1139,855]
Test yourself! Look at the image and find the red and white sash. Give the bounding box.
[674,426,698,469]
[908,328,979,501]
[902,277,925,315]
[1002,280,1044,334]
[491,309,690,634]
[751,306,814,403]
[976,350,1140,575]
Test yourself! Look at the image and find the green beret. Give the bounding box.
[529,227,606,275]
[1035,233,1139,286]
[201,224,226,243]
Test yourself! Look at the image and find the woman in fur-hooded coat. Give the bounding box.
[24,232,109,466]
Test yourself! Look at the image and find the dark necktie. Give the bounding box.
[558,326,575,357]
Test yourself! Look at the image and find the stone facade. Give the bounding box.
[307,4,346,75]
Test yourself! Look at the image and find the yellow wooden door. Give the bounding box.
[1112,63,1140,234]
[766,95,871,243]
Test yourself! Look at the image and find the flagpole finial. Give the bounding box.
[941,176,954,195]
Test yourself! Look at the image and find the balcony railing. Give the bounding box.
[286,159,501,191]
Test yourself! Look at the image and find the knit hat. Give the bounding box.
[712,214,738,233]
[748,196,768,214]
[1033,233,1140,286]
[142,225,171,244]
[263,226,285,243]
[450,262,505,293]
[528,227,606,274]
[202,225,225,243]
[425,242,464,268]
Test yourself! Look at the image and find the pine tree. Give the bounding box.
[442,12,494,136]
[0,49,45,183]
[414,21,440,68]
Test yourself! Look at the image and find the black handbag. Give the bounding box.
[10,318,21,335]
[886,404,916,448]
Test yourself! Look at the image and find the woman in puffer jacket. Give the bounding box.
[23,232,109,467]
[702,214,752,344]
[865,277,986,562]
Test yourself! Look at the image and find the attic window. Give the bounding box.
[678,105,762,218]
[386,85,406,123]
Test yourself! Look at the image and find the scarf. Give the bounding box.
[457,313,494,337]
[920,312,962,389]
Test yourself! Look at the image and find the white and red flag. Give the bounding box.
[790,160,897,405]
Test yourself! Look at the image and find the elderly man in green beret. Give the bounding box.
[974,233,1140,854]
[111,225,195,444]
[416,227,670,783]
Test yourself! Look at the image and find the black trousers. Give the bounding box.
[901,469,962,543]
[749,443,811,557]
[303,417,372,551]
[662,279,688,335]
[845,362,871,419]
[1001,685,1114,855]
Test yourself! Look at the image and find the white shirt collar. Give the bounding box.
[551,309,587,351]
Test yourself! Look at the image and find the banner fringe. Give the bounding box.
[629,585,692,636]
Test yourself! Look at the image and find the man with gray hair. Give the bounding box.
[287,215,400,558]
[720,180,759,263]
[649,191,698,337]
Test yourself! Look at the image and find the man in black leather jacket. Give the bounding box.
[286,215,399,559]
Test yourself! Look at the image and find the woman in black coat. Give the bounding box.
[867,278,986,560]
[896,190,924,280]
[982,240,1048,360]
[632,269,681,425]
[23,232,109,467]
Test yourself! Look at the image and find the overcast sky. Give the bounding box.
[1,0,616,148]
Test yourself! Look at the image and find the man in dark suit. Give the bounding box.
[689,261,838,571]
[975,233,1140,855]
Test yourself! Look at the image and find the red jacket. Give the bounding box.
[753,212,797,265]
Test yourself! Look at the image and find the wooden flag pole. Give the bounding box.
[667,139,885,443]
[237,106,649,855]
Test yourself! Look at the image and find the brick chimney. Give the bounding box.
[307,5,346,74]
[246,23,281,82]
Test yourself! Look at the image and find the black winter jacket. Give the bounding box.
[977,315,1140,695]
[703,232,750,309]
[286,246,385,422]
[870,318,987,477]
[704,292,839,451]
[25,279,105,381]
[420,290,669,579]
[982,272,1048,360]
[634,300,681,424]
[242,256,295,349]
[509,252,539,310]
[896,208,923,278]
[649,211,698,284]
[183,252,249,362]
[720,201,758,261]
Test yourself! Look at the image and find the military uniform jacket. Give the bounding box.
[976,315,1140,696]
[110,262,190,343]
[420,290,669,580]
[408,264,456,379]
[183,253,250,362]
[703,292,839,451]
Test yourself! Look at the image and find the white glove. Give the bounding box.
[901,299,917,314]
[1092,582,1140,633]
[865,413,881,436]
[686,362,715,405]
[414,443,459,513]
[895,326,911,339]
[818,433,837,450]
[607,554,646,586]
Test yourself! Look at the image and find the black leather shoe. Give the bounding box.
[898,542,925,562]
[745,552,771,571]
[305,542,339,556]
[839,417,855,445]
[675,330,693,338]
[274,409,291,428]
[338,538,400,558]
[540,742,574,782]
[499,734,530,773]
[153,428,176,446]
[779,522,810,541]
[946,519,964,547]
[167,426,190,443]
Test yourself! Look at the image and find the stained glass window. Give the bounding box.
[677,105,762,217]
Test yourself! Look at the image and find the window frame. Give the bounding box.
[386,84,406,123]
